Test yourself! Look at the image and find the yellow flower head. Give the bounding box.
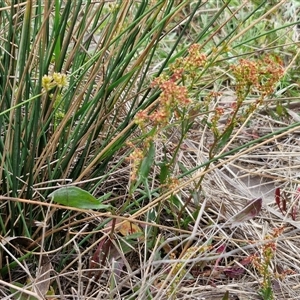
[42,74,53,91]
[42,72,68,92]
[53,72,68,88]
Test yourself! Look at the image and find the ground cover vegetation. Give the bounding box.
[0,1,300,299]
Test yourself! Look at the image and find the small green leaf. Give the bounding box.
[222,291,229,300]
[139,141,155,181]
[131,141,155,193]
[48,186,111,210]
[216,123,234,151]
[159,161,169,184]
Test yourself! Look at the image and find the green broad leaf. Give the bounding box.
[48,186,112,210]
